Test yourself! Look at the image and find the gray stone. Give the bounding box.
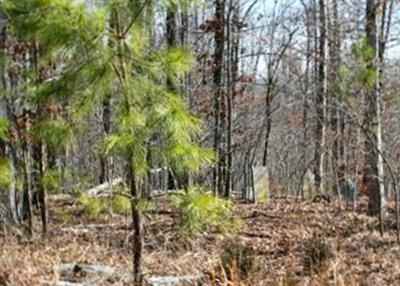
[252,166,269,203]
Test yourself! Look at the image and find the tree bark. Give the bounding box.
[329,0,341,196]
[363,0,384,217]
[99,8,118,184]
[313,0,326,194]
[128,157,143,286]
[23,142,34,237]
[0,25,19,225]
[115,6,144,283]
[99,96,111,184]
[224,0,239,197]
[33,143,47,234]
[212,0,225,196]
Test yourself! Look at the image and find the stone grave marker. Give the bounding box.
[252,166,269,203]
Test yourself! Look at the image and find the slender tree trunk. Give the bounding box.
[313,0,326,193]
[32,143,47,234]
[166,2,176,50]
[100,8,118,184]
[230,4,240,195]
[224,0,239,197]
[8,144,18,223]
[262,79,273,167]
[32,41,48,235]
[213,0,225,195]
[114,7,143,283]
[128,157,143,286]
[334,0,345,166]
[165,2,188,190]
[262,0,278,167]
[100,96,111,184]
[300,1,311,200]
[329,0,341,196]
[23,143,34,237]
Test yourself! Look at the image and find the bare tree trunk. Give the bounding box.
[165,2,189,190]
[224,0,239,197]
[127,157,143,286]
[32,40,48,235]
[262,0,278,167]
[99,8,118,184]
[33,143,47,234]
[313,0,326,193]
[100,96,111,184]
[213,0,225,195]
[262,79,273,167]
[166,1,177,190]
[329,0,341,197]
[363,0,384,217]
[23,143,34,237]
[300,1,311,200]
[8,144,18,223]
[378,0,394,204]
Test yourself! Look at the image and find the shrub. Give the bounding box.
[111,195,131,215]
[78,193,105,218]
[0,157,10,188]
[171,188,242,236]
[41,168,62,194]
[303,233,333,275]
[54,209,74,224]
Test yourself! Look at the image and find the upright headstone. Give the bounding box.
[252,166,269,203]
[303,169,315,199]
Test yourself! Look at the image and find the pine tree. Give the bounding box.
[2,0,213,283]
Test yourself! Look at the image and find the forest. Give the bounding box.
[0,0,400,285]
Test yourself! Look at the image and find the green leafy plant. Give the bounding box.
[40,168,62,194]
[111,195,131,215]
[0,157,11,188]
[54,209,74,224]
[0,119,10,141]
[78,193,105,218]
[172,188,242,236]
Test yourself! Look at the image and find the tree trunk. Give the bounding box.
[262,0,279,168]
[165,2,188,190]
[313,0,326,194]
[8,144,18,223]
[212,0,225,196]
[23,143,34,237]
[329,0,341,196]
[31,40,48,235]
[100,95,111,184]
[33,143,47,234]
[115,6,144,283]
[262,78,273,167]
[0,25,19,224]
[363,0,384,216]
[300,1,311,200]
[99,8,118,184]
[224,0,239,197]
[127,157,143,286]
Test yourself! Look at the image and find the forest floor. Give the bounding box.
[1,195,400,286]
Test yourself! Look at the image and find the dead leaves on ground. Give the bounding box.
[1,196,400,285]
